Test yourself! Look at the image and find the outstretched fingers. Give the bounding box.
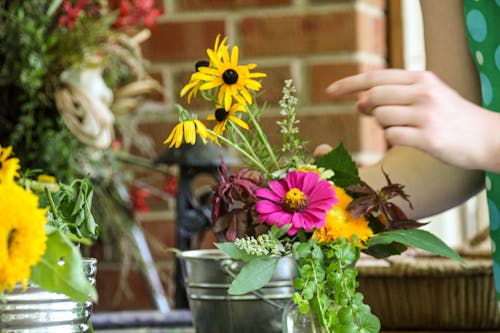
[326,69,419,97]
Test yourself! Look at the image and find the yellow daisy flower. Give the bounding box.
[207,103,248,135]
[312,186,373,247]
[0,145,20,184]
[0,181,48,292]
[163,119,210,148]
[196,44,266,110]
[180,35,228,103]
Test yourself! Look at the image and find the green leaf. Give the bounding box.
[47,0,63,16]
[293,241,312,258]
[272,223,292,238]
[228,257,279,295]
[314,141,360,187]
[298,301,310,314]
[360,313,381,333]
[30,230,98,302]
[363,242,407,259]
[215,242,255,262]
[367,229,464,263]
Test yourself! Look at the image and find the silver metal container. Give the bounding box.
[0,258,97,333]
[179,249,295,333]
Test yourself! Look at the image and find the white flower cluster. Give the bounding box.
[234,234,283,256]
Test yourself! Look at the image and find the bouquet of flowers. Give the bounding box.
[0,144,98,302]
[164,35,462,333]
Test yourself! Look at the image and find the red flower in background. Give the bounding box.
[59,0,90,29]
[130,184,151,213]
[110,0,164,29]
[162,174,178,196]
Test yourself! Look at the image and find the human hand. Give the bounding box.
[326,69,500,171]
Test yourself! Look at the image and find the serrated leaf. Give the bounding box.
[30,230,97,302]
[228,257,279,295]
[314,141,360,187]
[367,229,464,263]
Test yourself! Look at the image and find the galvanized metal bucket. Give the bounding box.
[179,249,296,333]
[0,257,97,333]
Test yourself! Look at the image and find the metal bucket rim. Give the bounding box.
[83,257,97,264]
[178,249,229,260]
[178,249,293,261]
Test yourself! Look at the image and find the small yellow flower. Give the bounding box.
[207,103,248,135]
[163,119,210,148]
[196,43,266,110]
[297,165,334,180]
[312,186,373,247]
[37,174,57,184]
[180,35,228,103]
[0,145,20,184]
[0,181,48,292]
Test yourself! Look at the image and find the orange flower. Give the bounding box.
[312,186,373,247]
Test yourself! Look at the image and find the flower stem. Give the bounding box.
[311,258,332,333]
[229,122,263,163]
[245,104,280,170]
[207,129,269,175]
[45,187,60,220]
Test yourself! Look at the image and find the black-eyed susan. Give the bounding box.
[0,145,20,183]
[196,43,266,110]
[207,103,248,135]
[180,35,228,103]
[312,186,373,247]
[163,119,210,148]
[0,181,47,292]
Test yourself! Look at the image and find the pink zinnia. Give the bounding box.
[255,171,337,236]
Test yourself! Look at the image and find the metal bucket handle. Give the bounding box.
[219,258,287,309]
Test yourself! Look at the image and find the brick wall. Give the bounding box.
[94,0,389,312]
[140,0,388,160]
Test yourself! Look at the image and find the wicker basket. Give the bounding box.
[357,250,500,330]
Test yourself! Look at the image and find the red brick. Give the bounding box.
[147,70,166,103]
[240,11,357,57]
[138,120,176,155]
[311,0,386,8]
[140,219,178,260]
[257,111,361,154]
[310,62,385,104]
[93,262,175,311]
[142,21,226,61]
[256,65,292,105]
[177,0,291,11]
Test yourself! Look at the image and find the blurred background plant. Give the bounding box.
[0,0,170,305]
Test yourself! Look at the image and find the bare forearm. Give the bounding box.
[474,110,500,173]
[359,146,484,220]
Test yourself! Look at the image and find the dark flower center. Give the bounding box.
[281,188,309,213]
[195,60,209,72]
[222,69,238,84]
[215,108,229,122]
[7,228,16,252]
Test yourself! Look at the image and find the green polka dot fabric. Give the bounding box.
[464,0,500,304]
